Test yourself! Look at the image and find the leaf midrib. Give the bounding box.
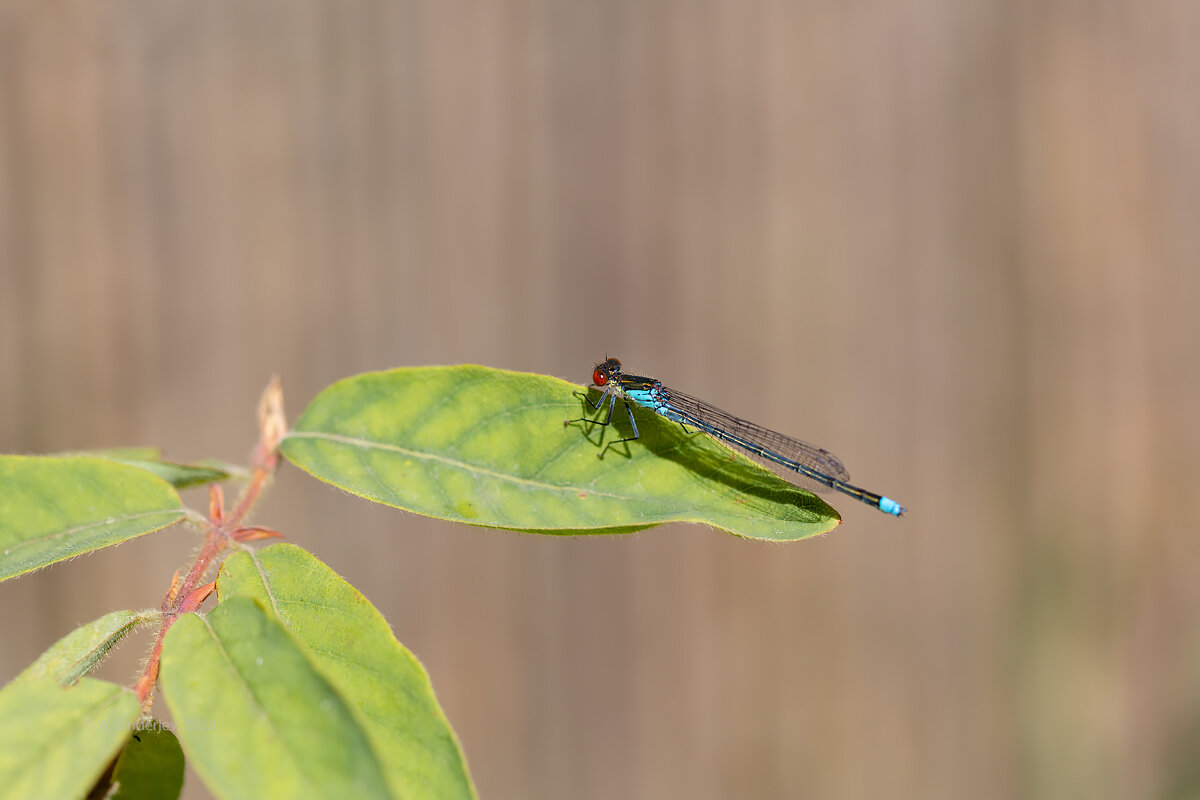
[283,431,637,501]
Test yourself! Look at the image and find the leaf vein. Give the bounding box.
[285,431,640,501]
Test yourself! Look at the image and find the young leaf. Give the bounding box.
[0,677,140,800]
[158,597,393,800]
[217,543,477,800]
[98,725,185,800]
[0,456,187,582]
[56,449,235,489]
[99,459,232,490]
[8,609,152,688]
[280,366,839,541]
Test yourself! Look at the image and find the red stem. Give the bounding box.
[133,378,285,712]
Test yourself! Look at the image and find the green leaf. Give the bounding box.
[0,456,187,582]
[217,543,477,800]
[0,677,140,800]
[159,597,393,800]
[56,450,235,489]
[280,366,839,541]
[103,725,185,800]
[9,610,152,688]
[101,458,232,490]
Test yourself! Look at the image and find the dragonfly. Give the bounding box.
[564,357,906,516]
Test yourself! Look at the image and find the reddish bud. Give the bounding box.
[232,526,284,543]
[179,581,217,614]
[209,485,225,524]
[162,569,182,609]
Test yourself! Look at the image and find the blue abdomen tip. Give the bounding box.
[879,497,905,516]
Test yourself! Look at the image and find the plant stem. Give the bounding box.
[133,378,285,712]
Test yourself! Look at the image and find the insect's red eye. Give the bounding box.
[593,369,608,386]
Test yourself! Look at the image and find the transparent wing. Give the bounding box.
[657,385,851,486]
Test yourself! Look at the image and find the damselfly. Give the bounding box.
[564,357,906,516]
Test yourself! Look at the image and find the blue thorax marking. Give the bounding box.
[623,387,670,415]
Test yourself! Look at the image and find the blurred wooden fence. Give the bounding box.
[2,2,1199,798]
